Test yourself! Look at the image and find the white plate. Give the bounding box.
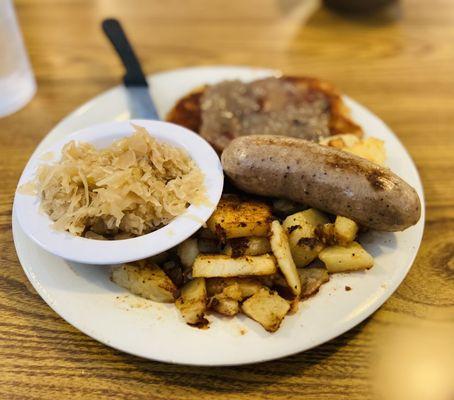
[14,119,223,265]
[12,66,425,366]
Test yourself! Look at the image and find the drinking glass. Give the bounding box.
[0,0,36,118]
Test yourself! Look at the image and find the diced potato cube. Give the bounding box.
[287,234,323,268]
[208,282,242,317]
[192,254,277,278]
[111,262,177,303]
[319,134,360,149]
[205,277,234,296]
[206,277,262,299]
[241,288,290,332]
[221,282,243,301]
[315,223,337,245]
[175,278,208,326]
[207,196,272,240]
[210,297,239,316]
[282,208,330,232]
[223,236,271,258]
[236,278,264,298]
[320,135,386,166]
[319,242,374,273]
[282,209,329,267]
[334,216,359,244]
[270,220,301,296]
[177,238,199,268]
[344,137,386,166]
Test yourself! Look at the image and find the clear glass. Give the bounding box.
[0,0,36,118]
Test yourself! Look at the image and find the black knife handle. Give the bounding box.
[102,18,148,87]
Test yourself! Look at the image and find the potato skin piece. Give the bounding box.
[298,267,330,299]
[222,135,421,232]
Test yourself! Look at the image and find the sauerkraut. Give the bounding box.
[35,125,206,239]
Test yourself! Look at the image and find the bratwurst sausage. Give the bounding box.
[221,135,421,232]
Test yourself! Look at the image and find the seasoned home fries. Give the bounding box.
[112,195,375,332]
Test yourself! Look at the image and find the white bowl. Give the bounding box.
[14,119,224,265]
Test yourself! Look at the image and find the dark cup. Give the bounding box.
[324,0,397,13]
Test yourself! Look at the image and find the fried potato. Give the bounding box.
[207,196,272,240]
[221,282,243,300]
[206,277,262,299]
[270,220,301,296]
[315,222,337,245]
[345,137,386,166]
[283,208,330,231]
[320,133,360,149]
[236,278,264,298]
[286,234,323,268]
[334,216,359,244]
[208,282,242,317]
[198,238,222,253]
[320,134,386,166]
[298,267,330,299]
[192,254,277,278]
[206,277,235,296]
[319,242,373,273]
[241,288,290,332]
[111,262,177,303]
[256,272,288,288]
[223,237,271,258]
[315,218,358,246]
[175,278,208,326]
[177,238,199,268]
[210,297,239,316]
[282,209,329,267]
[288,297,300,315]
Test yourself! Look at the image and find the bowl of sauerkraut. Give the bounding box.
[14,120,224,265]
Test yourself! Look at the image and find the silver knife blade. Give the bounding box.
[125,85,160,120]
[102,19,160,120]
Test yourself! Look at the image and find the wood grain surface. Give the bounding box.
[1,0,453,399]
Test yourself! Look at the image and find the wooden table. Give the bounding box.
[1,1,453,399]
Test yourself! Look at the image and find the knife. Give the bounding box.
[102,18,160,120]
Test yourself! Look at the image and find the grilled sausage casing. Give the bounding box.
[221,135,421,232]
